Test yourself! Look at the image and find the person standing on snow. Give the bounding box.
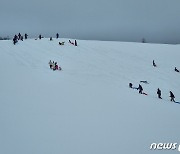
[13,35,18,45]
[56,33,59,39]
[25,33,28,39]
[169,91,175,102]
[138,84,143,94]
[39,34,42,39]
[157,88,162,99]
[18,33,21,40]
[49,60,53,69]
[75,40,77,46]
[153,60,157,67]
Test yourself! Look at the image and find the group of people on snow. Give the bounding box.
[129,82,176,102]
[153,60,179,73]
[69,40,78,46]
[13,32,79,48]
[48,60,61,71]
[156,88,175,102]
[13,33,28,45]
[129,59,178,102]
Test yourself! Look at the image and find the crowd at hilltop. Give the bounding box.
[13,33,28,45]
[12,33,79,72]
[12,33,78,47]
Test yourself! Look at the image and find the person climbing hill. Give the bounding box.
[137,84,143,94]
[169,91,175,102]
[157,88,162,99]
[153,60,157,67]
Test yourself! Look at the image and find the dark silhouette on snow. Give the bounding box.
[59,42,65,45]
[157,88,162,99]
[13,35,18,45]
[129,83,133,88]
[39,34,42,39]
[49,60,62,71]
[137,84,143,94]
[142,38,146,43]
[140,80,149,84]
[56,33,59,39]
[75,40,77,46]
[153,60,157,67]
[25,33,28,39]
[20,36,23,41]
[69,40,74,45]
[50,37,53,41]
[169,91,175,102]
[175,67,179,72]
[18,33,21,40]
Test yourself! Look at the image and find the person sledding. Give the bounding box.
[69,40,74,45]
[175,67,179,72]
[49,60,62,71]
[169,91,175,102]
[59,42,65,45]
[55,62,62,70]
[140,80,149,84]
[53,62,58,71]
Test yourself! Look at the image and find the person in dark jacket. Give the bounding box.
[20,36,23,41]
[75,40,77,46]
[175,67,179,72]
[13,35,18,45]
[18,33,21,40]
[25,33,28,39]
[39,34,42,39]
[138,84,143,94]
[157,88,162,99]
[169,91,175,102]
[56,33,59,39]
[153,60,157,67]
[129,83,133,88]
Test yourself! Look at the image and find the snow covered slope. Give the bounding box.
[0,38,180,154]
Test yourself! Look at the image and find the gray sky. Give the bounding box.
[1,0,180,43]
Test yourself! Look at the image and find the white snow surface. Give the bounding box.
[0,38,180,154]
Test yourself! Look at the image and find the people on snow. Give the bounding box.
[48,60,61,71]
[137,84,143,94]
[56,33,59,39]
[175,67,179,72]
[157,88,162,99]
[153,60,157,67]
[169,91,175,102]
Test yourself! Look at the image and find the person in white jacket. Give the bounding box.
[48,60,53,69]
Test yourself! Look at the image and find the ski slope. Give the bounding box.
[0,38,180,154]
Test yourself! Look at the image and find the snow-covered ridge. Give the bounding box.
[0,38,180,154]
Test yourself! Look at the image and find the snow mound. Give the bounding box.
[0,38,180,154]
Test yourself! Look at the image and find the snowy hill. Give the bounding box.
[0,38,180,154]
